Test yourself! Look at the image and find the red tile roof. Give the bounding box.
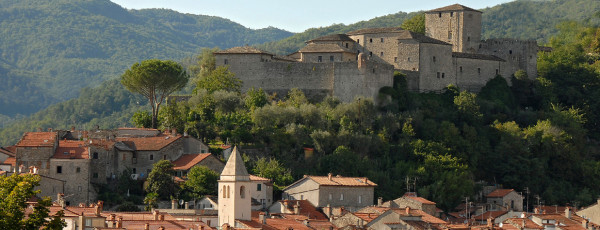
[0,147,15,157]
[354,212,380,222]
[278,200,328,220]
[303,175,377,187]
[471,211,509,220]
[172,153,212,170]
[3,146,16,153]
[116,134,181,151]
[53,140,89,159]
[3,157,15,166]
[406,196,436,205]
[486,189,515,198]
[504,218,544,229]
[427,4,481,13]
[16,132,57,147]
[249,174,271,181]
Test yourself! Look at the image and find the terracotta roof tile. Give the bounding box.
[427,4,482,13]
[398,31,451,45]
[504,218,544,229]
[116,134,181,151]
[172,153,213,170]
[16,132,57,147]
[486,189,515,198]
[3,146,16,153]
[53,140,89,159]
[305,175,377,187]
[308,34,355,43]
[406,196,436,205]
[0,147,15,157]
[214,46,274,55]
[278,200,328,220]
[354,212,380,222]
[471,210,509,220]
[249,174,271,181]
[3,157,16,166]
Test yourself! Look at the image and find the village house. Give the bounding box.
[486,189,523,212]
[282,173,377,212]
[382,192,440,217]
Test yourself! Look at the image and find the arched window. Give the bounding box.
[223,185,227,198]
[227,186,230,198]
[240,186,246,199]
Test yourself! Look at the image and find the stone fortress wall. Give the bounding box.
[215,4,540,100]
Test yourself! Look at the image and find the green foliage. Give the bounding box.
[0,173,66,230]
[132,111,152,128]
[146,160,177,200]
[196,66,242,94]
[401,14,425,34]
[143,192,159,211]
[245,88,268,110]
[121,59,189,129]
[115,202,141,212]
[183,166,219,198]
[252,158,294,190]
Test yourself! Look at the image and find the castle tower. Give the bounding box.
[218,146,251,227]
[425,4,482,53]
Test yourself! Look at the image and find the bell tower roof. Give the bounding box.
[220,146,250,181]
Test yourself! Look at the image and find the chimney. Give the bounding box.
[57,193,66,208]
[19,164,25,173]
[283,201,289,209]
[159,214,164,221]
[71,126,76,132]
[487,217,494,228]
[534,208,540,214]
[565,207,571,219]
[32,166,38,174]
[294,201,300,214]
[259,212,267,224]
[185,201,189,209]
[94,201,103,216]
[144,223,150,230]
[583,219,589,229]
[171,128,177,136]
[153,210,159,220]
[116,217,123,228]
[172,199,177,209]
[378,197,383,206]
[328,173,332,180]
[406,206,411,215]
[324,204,332,218]
[303,220,310,227]
[109,214,116,221]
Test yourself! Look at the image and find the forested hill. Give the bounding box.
[258,0,600,55]
[0,0,293,117]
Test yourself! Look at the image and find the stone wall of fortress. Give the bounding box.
[216,54,393,102]
[478,39,538,80]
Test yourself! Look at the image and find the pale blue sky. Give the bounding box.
[109,0,514,33]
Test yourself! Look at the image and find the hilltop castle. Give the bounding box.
[215,4,540,102]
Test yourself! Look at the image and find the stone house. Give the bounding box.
[268,200,329,220]
[486,189,523,211]
[382,192,439,217]
[577,199,600,226]
[197,195,218,210]
[215,4,539,101]
[365,207,447,230]
[172,153,225,177]
[282,173,377,211]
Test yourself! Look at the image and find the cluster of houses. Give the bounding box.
[2,127,600,230]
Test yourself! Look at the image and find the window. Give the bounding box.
[345,43,349,48]
[56,166,62,174]
[408,57,411,61]
[369,38,373,43]
[122,153,125,161]
[442,73,445,78]
[240,186,246,198]
[223,185,226,198]
[437,72,440,78]
[369,52,372,57]
[329,193,332,200]
[78,186,82,192]
[460,66,463,72]
[439,12,442,18]
[380,52,384,57]
[496,69,499,75]
[394,57,398,62]
[318,56,322,62]
[150,155,153,160]
[380,38,384,42]
[92,152,98,159]
[224,59,228,65]
[478,68,481,74]
[93,173,98,178]
[433,56,436,62]
[227,186,230,198]
[359,195,362,204]
[448,31,452,39]
[509,50,513,54]
[76,167,80,173]
[467,36,471,42]
[257,184,262,191]
[340,193,344,200]
[301,195,304,200]
[357,39,360,43]
[330,56,334,62]
[85,219,92,227]
[450,12,454,17]
[163,155,166,160]
[132,168,136,174]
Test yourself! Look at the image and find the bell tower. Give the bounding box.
[218,146,251,227]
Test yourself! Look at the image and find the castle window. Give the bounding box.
[408,57,411,61]
[163,155,166,160]
[93,173,98,178]
[240,186,246,198]
[450,12,454,17]
[369,52,372,57]
[340,193,344,200]
[460,66,463,72]
[433,56,436,62]
[359,195,362,203]
[223,185,226,198]
[76,167,80,173]
[346,43,349,48]
[437,72,440,78]
[478,68,481,74]
[318,56,322,62]
[132,168,136,174]
[227,185,230,198]
[496,69,499,75]
[439,12,442,18]
[468,37,471,42]
[448,31,452,39]
[93,152,98,159]
[370,38,373,43]
[224,59,228,65]
[56,166,62,174]
[150,154,153,160]
[380,52,384,57]
[479,44,482,48]
[442,73,445,78]
[381,38,384,42]
[357,39,360,43]
[329,193,332,200]
[373,68,375,73]
[509,50,513,54]
[257,184,262,191]
[394,57,398,62]
[330,56,334,62]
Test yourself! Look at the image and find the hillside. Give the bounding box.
[258,0,600,55]
[0,0,293,117]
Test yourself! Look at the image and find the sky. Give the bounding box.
[109,0,514,33]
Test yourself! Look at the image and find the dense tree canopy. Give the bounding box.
[146,160,177,200]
